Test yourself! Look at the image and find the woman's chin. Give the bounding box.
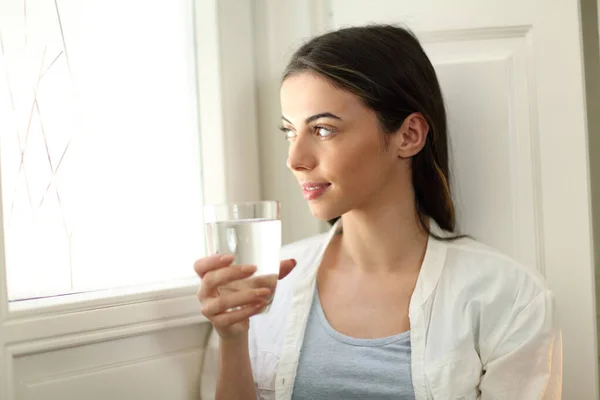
[308,203,340,222]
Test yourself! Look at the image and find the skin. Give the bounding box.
[280,71,430,337]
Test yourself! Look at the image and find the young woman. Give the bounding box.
[196,25,562,400]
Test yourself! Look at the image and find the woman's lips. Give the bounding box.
[301,182,331,200]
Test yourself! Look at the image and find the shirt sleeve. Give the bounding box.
[479,290,562,399]
[248,319,261,397]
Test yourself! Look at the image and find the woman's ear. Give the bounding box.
[394,113,429,158]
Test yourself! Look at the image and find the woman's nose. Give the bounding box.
[286,135,316,171]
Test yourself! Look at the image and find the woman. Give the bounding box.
[196,25,561,400]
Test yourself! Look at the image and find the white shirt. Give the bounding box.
[200,221,562,400]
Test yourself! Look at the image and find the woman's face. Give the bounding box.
[280,72,405,221]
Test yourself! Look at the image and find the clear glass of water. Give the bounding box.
[203,201,281,314]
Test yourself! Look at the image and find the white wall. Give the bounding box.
[253,0,330,244]
[7,299,212,400]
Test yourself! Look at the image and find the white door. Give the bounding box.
[0,0,260,399]
[329,1,599,398]
[256,0,599,398]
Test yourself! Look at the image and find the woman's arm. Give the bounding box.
[479,290,562,399]
[197,258,296,399]
[216,332,257,400]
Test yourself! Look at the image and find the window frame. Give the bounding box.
[0,0,260,338]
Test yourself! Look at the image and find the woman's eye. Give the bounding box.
[279,127,296,140]
[315,126,335,138]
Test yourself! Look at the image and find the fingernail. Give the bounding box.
[255,288,270,297]
[219,254,235,263]
[241,265,257,273]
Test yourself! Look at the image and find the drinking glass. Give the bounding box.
[203,201,281,314]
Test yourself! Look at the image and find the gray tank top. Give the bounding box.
[291,288,416,400]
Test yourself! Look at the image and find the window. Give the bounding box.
[0,0,205,302]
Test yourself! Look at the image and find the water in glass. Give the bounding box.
[206,218,281,313]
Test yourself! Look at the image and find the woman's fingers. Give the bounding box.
[201,288,271,317]
[198,264,257,299]
[193,254,235,279]
[195,256,296,281]
[279,259,297,280]
[211,302,268,330]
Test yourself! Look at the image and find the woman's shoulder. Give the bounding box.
[281,231,331,258]
[428,238,559,385]
[438,236,550,306]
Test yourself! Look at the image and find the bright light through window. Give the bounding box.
[0,0,205,301]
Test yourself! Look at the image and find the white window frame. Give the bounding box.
[0,0,260,397]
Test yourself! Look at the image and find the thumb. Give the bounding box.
[278,259,297,280]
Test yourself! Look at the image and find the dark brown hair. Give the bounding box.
[283,24,461,239]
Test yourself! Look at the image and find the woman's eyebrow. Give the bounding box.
[281,112,343,125]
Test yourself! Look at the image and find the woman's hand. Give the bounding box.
[194,254,296,342]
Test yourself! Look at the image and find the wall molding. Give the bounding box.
[6,312,209,357]
[418,25,532,43]
[20,348,205,390]
[2,291,208,346]
[4,312,210,399]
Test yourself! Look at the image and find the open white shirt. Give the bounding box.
[200,221,562,399]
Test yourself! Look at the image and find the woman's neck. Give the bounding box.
[338,195,428,275]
